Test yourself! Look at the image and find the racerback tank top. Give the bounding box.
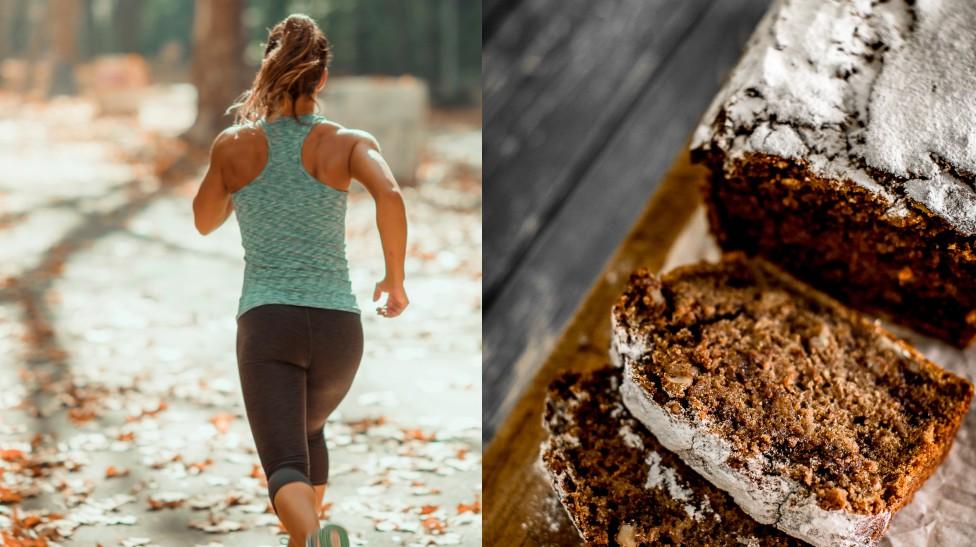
[230,113,359,319]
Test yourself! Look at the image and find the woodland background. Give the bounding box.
[0,1,482,545]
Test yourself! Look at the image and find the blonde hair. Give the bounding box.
[228,14,332,125]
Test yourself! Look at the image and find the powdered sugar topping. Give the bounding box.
[693,0,976,235]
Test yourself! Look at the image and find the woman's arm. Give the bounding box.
[192,133,235,235]
[349,134,409,318]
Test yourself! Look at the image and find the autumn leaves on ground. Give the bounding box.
[0,91,482,546]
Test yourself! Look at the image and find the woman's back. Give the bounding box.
[230,114,359,318]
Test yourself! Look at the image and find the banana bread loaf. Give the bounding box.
[691,0,976,346]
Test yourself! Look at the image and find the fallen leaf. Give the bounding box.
[421,516,447,535]
[105,466,129,478]
[0,449,26,462]
[402,428,436,442]
[126,400,168,422]
[0,486,24,503]
[347,416,386,433]
[68,406,98,424]
[209,412,235,434]
[187,458,214,473]
[147,492,187,510]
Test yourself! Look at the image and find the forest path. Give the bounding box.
[0,93,482,546]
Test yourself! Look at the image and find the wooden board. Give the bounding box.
[482,0,772,438]
[484,150,707,545]
[483,0,711,298]
[483,0,520,41]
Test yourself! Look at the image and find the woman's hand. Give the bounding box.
[373,277,409,318]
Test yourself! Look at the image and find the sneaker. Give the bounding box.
[305,528,321,547]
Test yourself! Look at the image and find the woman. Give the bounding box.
[191,14,408,546]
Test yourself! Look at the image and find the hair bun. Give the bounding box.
[283,14,315,38]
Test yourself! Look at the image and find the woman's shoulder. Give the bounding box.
[335,125,381,151]
[210,124,269,186]
[309,119,380,151]
[213,124,266,156]
[222,122,266,141]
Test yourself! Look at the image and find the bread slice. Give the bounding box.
[541,366,802,546]
[611,254,973,546]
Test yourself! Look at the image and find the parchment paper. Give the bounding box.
[663,207,976,547]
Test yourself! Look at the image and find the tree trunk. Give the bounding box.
[78,0,96,62]
[437,0,459,102]
[0,0,15,60]
[22,1,47,95]
[184,0,245,146]
[112,0,141,53]
[49,0,81,96]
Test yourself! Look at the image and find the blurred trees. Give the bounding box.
[0,0,479,145]
[184,0,246,145]
[0,0,18,60]
[50,0,81,95]
[307,0,481,104]
[112,1,142,54]
[1,0,479,104]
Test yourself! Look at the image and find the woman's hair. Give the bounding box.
[228,14,332,124]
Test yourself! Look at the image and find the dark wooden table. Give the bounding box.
[483,0,773,440]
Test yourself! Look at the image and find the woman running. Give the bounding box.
[191,14,408,546]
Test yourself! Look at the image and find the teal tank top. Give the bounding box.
[230,113,360,319]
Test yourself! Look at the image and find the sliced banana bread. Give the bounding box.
[542,365,801,546]
[611,254,973,546]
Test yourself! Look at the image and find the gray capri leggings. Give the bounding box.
[236,304,364,512]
